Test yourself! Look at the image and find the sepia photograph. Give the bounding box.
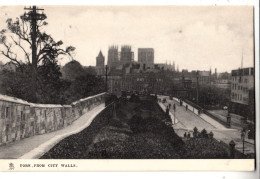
[0,0,258,173]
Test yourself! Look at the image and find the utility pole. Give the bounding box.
[22,6,46,102]
[105,65,108,92]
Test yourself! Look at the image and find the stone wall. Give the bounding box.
[0,93,106,145]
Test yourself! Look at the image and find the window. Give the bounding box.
[5,107,9,118]
[21,111,25,121]
[44,110,47,119]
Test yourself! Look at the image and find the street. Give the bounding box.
[158,95,255,155]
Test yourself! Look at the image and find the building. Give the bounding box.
[230,67,254,121]
[198,70,211,85]
[107,75,122,97]
[95,50,105,76]
[138,48,154,65]
[154,62,175,71]
[213,72,231,89]
[171,71,194,99]
[107,46,119,68]
[121,72,166,94]
[107,62,174,96]
[120,45,134,64]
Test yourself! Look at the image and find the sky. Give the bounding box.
[0,5,255,72]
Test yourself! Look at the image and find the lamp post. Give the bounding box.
[196,71,199,105]
[241,130,245,154]
[105,65,108,92]
[226,112,231,128]
[229,140,236,158]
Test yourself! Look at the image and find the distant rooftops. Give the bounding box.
[231,67,254,76]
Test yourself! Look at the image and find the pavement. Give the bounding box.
[158,96,255,155]
[0,104,105,159]
[157,102,179,125]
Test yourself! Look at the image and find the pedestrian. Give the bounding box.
[186,105,188,111]
[184,132,187,138]
[241,131,245,140]
[173,104,176,111]
[187,132,191,138]
[166,106,169,116]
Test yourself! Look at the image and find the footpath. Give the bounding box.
[0,104,105,159]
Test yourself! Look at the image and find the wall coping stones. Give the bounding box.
[0,92,106,107]
[0,92,107,147]
[29,103,64,108]
[0,94,30,105]
[62,105,72,108]
[72,92,106,105]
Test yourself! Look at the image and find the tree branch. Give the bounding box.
[10,35,31,63]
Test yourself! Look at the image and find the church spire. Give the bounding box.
[98,50,103,57]
[241,49,243,69]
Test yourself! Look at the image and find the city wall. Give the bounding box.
[0,93,106,145]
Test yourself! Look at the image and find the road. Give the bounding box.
[158,95,255,155]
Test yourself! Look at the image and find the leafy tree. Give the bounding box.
[64,74,106,104]
[1,64,34,101]
[189,85,230,109]
[0,10,75,102]
[61,60,86,81]
[37,58,69,104]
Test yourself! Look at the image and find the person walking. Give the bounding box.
[166,106,169,116]
[187,132,191,138]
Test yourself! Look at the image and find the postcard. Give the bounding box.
[0,1,258,173]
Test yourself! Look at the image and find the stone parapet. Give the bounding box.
[0,93,106,145]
